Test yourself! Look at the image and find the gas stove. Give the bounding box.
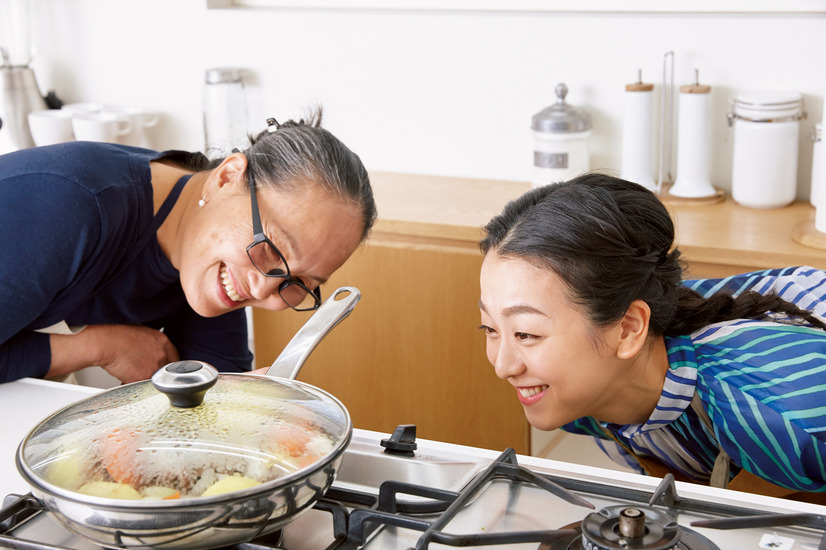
[3,423,826,550]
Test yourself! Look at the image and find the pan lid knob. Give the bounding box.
[152,360,218,408]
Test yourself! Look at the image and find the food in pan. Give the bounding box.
[43,419,333,500]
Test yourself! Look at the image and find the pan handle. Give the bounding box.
[265,286,361,380]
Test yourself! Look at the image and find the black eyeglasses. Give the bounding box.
[245,166,322,312]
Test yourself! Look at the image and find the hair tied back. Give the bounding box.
[266,117,281,133]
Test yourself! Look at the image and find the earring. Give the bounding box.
[198,195,206,207]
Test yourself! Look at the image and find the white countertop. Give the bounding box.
[0,378,102,497]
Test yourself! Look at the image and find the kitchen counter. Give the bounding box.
[365,171,826,274]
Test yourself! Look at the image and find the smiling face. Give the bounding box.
[479,252,630,431]
[176,174,363,318]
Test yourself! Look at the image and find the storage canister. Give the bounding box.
[203,67,249,157]
[729,91,806,209]
[811,122,823,208]
[531,83,592,188]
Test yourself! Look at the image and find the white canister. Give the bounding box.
[531,83,592,188]
[811,122,823,207]
[729,91,806,209]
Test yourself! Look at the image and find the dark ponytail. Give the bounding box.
[480,173,825,335]
[670,286,826,334]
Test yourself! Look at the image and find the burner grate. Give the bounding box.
[331,448,587,549]
[691,512,826,548]
[4,448,826,550]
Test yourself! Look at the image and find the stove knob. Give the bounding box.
[381,424,418,457]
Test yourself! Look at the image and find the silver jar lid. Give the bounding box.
[729,91,805,123]
[205,67,243,84]
[531,83,592,133]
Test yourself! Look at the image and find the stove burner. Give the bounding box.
[580,506,679,549]
[538,507,721,550]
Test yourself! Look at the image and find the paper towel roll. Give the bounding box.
[621,81,656,191]
[670,83,716,198]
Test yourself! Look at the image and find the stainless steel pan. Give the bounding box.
[15,287,360,549]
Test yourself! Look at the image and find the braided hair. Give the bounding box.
[479,173,825,335]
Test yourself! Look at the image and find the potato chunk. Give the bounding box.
[77,481,142,500]
[201,475,261,497]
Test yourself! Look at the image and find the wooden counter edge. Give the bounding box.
[367,172,826,272]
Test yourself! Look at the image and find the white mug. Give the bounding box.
[100,105,160,147]
[28,109,75,146]
[71,112,132,144]
[60,102,104,116]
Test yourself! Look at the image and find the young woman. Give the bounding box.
[478,173,826,498]
[0,111,376,384]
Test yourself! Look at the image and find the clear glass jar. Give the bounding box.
[203,67,249,157]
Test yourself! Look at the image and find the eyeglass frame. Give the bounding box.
[243,157,322,312]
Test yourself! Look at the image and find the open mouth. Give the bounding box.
[516,385,548,405]
[220,264,244,303]
[519,385,548,398]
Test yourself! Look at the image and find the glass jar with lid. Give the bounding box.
[203,67,249,157]
[531,83,592,188]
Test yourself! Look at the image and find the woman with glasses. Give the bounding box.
[0,110,376,385]
[478,173,826,499]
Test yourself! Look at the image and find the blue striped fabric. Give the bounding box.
[561,266,826,491]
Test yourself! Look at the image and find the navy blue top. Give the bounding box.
[0,141,252,383]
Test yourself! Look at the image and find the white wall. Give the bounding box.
[23,1,826,198]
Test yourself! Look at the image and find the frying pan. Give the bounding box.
[15,287,360,549]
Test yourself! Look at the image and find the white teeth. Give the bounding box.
[519,386,548,398]
[220,265,243,302]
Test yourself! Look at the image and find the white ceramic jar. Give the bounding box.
[531,83,592,188]
[811,122,823,207]
[729,91,806,209]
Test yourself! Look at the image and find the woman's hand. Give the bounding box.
[48,324,179,384]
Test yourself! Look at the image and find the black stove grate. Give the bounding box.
[4,448,826,550]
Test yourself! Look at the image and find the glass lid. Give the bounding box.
[18,362,351,502]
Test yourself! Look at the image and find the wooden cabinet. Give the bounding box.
[253,172,826,456]
[253,242,526,453]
